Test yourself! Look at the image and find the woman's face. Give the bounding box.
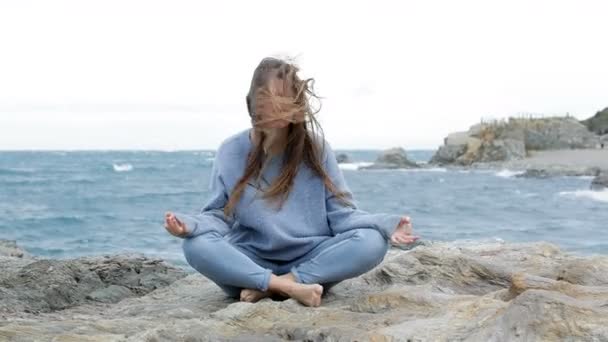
[254,101,290,130]
[253,78,293,130]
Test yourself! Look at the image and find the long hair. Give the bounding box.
[223,57,354,219]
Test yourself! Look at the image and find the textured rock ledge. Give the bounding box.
[1,239,608,341]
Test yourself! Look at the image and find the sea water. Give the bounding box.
[1,150,606,272]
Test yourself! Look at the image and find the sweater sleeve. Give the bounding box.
[323,140,402,241]
[172,150,234,238]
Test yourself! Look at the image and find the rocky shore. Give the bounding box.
[2,238,608,341]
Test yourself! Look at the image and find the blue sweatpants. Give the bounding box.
[182,228,389,298]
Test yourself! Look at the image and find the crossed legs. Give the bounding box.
[182,228,388,307]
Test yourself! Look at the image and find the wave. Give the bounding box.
[495,169,525,178]
[338,162,373,170]
[0,177,51,186]
[559,190,608,203]
[117,190,203,200]
[20,214,88,225]
[0,167,37,175]
[113,163,133,172]
[397,167,447,173]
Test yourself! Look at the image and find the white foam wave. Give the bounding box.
[113,163,133,172]
[338,162,373,170]
[495,169,525,178]
[559,190,608,203]
[398,167,447,173]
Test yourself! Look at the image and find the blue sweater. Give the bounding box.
[173,128,402,262]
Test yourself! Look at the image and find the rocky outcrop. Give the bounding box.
[477,138,526,163]
[431,117,601,166]
[591,172,608,190]
[335,152,351,164]
[582,107,608,135]
[0,240,187,316]
[360,147,419,170]
[2,239,608,341]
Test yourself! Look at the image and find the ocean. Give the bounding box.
[1,150,607,273]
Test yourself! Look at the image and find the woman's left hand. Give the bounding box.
[390,216,420,245]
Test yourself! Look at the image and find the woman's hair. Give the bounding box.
[223,57,355,218]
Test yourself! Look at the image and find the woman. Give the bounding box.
[164,57,419,307]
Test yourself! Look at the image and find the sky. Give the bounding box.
[0,0,607,150]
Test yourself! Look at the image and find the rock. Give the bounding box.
[522,117,599,150]
[86,284,134,303]
[431,116,601,167]
[515,166,603,179]
[1,239,608,341]
[516,169,552,179]
[0,248,187,315]
[335,152,351,164]
[444,131,470,146]
[360,147,419,169]
[429,144,467,165]
[477,138,526,162]
[591,172,608,190]
[581,107,608,136]
[0,240,32,258]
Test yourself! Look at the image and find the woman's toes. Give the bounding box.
[240,288,268,303]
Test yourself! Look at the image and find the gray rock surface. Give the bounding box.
[0,242,187,316]
[360,147,419,170]
[2,239,608,341]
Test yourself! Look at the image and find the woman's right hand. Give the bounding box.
[164,212,190,238]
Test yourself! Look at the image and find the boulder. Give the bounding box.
[2,239,608,341]
[360,147,419,169]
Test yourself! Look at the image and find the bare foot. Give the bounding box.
[240,288,270,303]
[285,283,324,307]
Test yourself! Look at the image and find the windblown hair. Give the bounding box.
[223,57,354,219]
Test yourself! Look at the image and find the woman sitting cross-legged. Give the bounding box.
[164,57,419,307]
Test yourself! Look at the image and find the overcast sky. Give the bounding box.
[1,0,607,150]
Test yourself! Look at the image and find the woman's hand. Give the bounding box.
[164,212,190,238]
[390,216,420,245]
